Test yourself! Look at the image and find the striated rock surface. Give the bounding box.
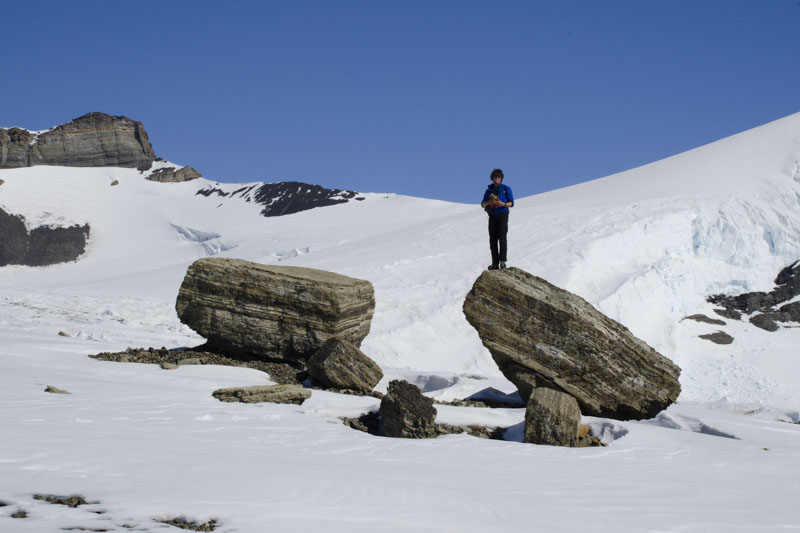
[379,380,439,438]
[463,268,681,420]
[1,112,156,171]
[176,258,375,363]
[524,387,581,447]
[146,166,203,183]
[307,338,383,393]
[212,384,310,405]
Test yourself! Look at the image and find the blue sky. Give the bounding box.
[3,0,800,203]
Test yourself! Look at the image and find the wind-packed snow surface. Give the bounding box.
[2,113,800,531]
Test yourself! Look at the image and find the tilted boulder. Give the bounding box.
[379,380,438,438]
[307,338,383,393]
[524,387,581,447]
[463,268,681,420]
[176,258,375,363]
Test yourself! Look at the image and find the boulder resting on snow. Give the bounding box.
[463,268,681,420]
[175,258,375,363]
[379,380,438,438]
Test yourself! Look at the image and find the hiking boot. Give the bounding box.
[499,261,507,269]
[488,264,499,270]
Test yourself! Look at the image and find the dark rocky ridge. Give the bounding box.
[0,207,89,266]
[1,112,157,171]
[708,261,800,330]
[197,181,364,217]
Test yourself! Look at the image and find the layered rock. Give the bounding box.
[175,258,375,363]
[379,380,438,438]
[524,387,581,447]
[463,268,681,420]
[212,384,311,405]
[0,207,90,266]
[307,338,383,393]
[146,166,203,183]
[1,112,156,171]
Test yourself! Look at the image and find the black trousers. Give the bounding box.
[488,213,508,266]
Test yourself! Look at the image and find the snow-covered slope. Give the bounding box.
[2,112,800,532]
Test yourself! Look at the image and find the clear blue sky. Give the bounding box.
[3,0,800,203]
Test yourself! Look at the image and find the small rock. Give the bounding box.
[11,509,27,519]
[58,331,71,337]
[307,338,383,394]
[683,314,726,326]
[713,308,742,320]
[379,380,438,439]
[160,362,179,370]
[212,384,311,405]
[342,411,381,435]
[524,387,581,447]
[110,179,119,186]
[699,331,734,344]
[157,517,217,531]
[33,494,93,507]
[749,313,780,332]
[45,385,70,394]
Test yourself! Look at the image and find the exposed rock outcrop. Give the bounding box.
[90,347,305,384]
[683,314,726,326]
[1,113,156,171]
[709,261,800,329]
[196,181,364,217]
[175,258,375,363]
[463,268,682,420]
[212,384,311,405]
[524,387,581,447]
[0,207,90,266]
[307,338,383,393]
[379,380,439,439]
[146,166,203,183]
[699,331,734,344]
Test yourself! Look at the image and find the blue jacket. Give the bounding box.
[482,183,514,215]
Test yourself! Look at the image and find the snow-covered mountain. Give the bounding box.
[2,112,800,532]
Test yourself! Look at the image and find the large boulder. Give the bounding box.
[1,112,156,171]
[524,387,581,447]
[379,380,438,438]
[463,268,681,420]
[307,338,383,393]
[176,258,375,363]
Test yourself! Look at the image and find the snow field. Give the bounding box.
[3,112,800,531]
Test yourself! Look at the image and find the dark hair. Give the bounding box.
[490,168,504,181]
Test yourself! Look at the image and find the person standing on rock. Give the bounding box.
[481,168,514,270]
